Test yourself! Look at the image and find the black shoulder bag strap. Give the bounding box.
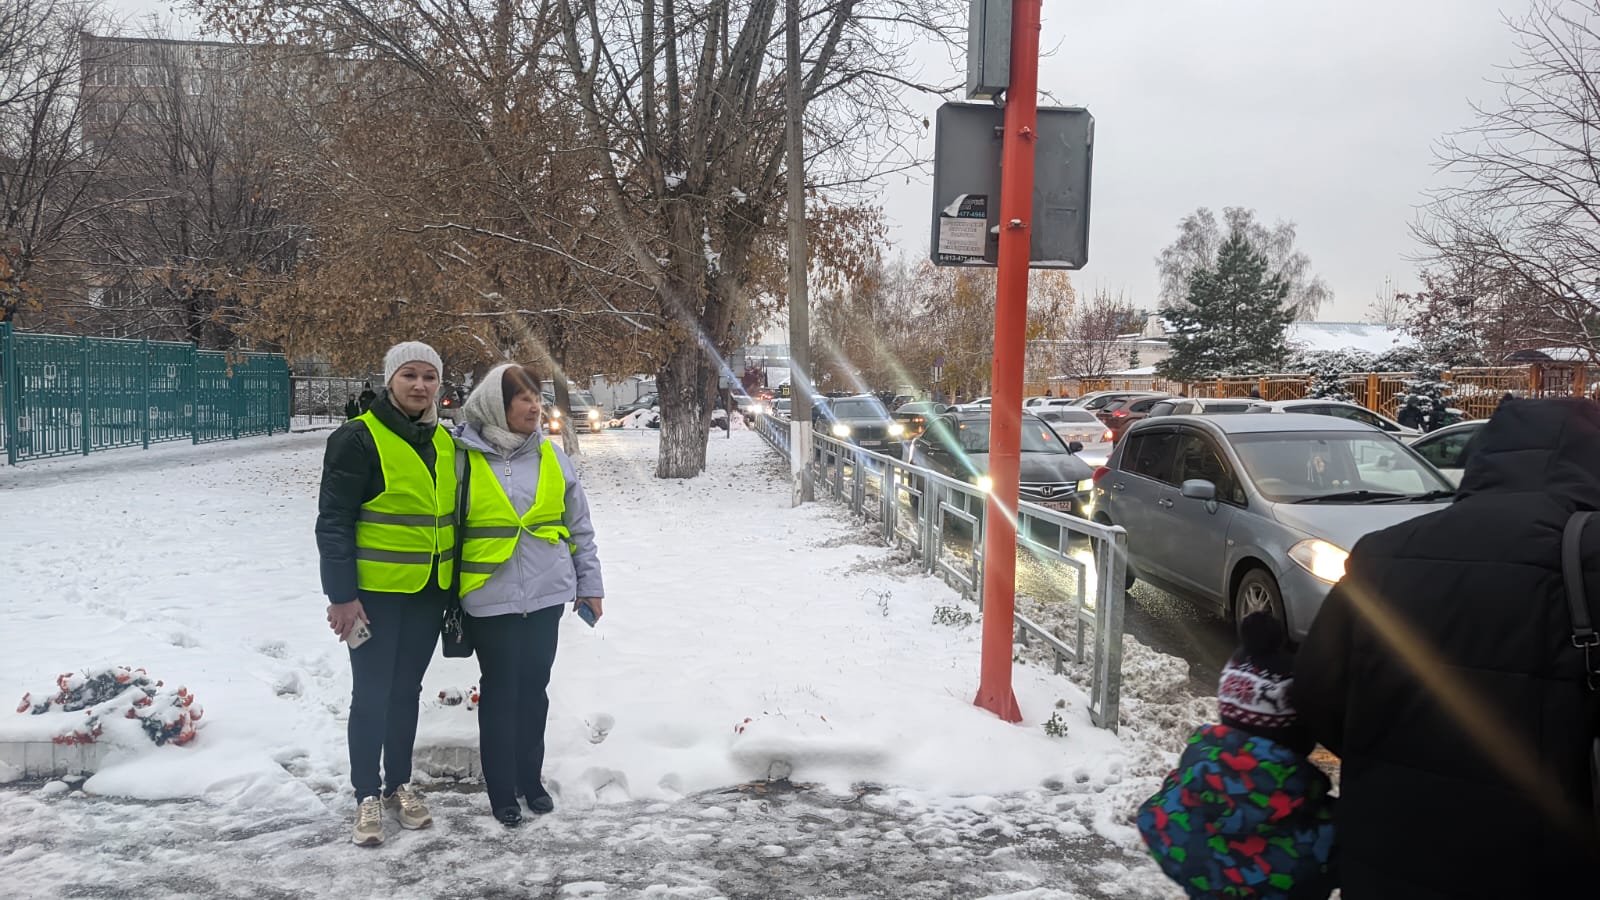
[1563,511,1598,691]
[440,449,473,656]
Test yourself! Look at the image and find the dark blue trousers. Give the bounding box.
[468,605,562,811]
[347,588,448,800]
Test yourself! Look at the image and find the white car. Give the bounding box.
[1408,419,1485,485]
[1260,399,1422,442]
[1034,407,1115,467]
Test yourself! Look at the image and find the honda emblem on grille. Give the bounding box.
[1040,485,1055,497]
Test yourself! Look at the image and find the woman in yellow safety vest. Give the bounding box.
[315,341,456,847]
[455,363,606,827]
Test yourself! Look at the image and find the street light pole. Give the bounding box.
[974,0,1042,723]
[785,0,814,504]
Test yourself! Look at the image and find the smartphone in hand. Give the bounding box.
[576,602,598,628]
[346,622,373,649]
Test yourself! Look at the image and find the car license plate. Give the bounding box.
[860,440,883,448]
[1043,500,1075,511]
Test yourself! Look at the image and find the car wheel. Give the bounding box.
[1233,567,1287,634]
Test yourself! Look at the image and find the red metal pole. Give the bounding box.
[974,0,1042,723]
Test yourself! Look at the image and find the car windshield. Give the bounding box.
[829,398,886,419]
[1230,431,1454,502]
[573,391,598,406]
[897,402,940,414]
[952,418,1066,454]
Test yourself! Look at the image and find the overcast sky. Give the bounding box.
[879,0,1534,321]
[112,0,1532,322]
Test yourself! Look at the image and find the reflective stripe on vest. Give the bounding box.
[354,411,458,593]
[458,441,570,596]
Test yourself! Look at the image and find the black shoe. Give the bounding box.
[493,806,522,827]
[525,791,555,815]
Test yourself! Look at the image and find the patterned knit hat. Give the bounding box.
[1217,612,1303,748]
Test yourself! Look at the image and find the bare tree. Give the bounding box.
[1055,289,1137,379]
[83,32,308,348]
[550,0,961,477]
[0,0,120,325]
[1156,206,1331,318]
[1365,275,1409,326]
[1414,0,1600,362]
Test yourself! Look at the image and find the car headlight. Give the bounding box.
[550,408,561,418]
[975,475,993,493]
[1076,479,1094,493]
[548,419,561,432]
[1288,539,1349,584]
[587,409,600,420]
[888,423,905,437]
[831,423,851,437]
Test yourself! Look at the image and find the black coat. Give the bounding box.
[315,391,445,603]
[1295,399,1600,898]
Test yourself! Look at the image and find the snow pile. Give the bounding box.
[618,407,659,429]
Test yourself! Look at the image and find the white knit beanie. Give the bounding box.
[382,341,443,387]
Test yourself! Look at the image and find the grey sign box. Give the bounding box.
[966,0,1012,100]
[930,102,1094,270]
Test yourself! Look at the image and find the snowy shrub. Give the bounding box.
[16,667,202,747]
[1042,711,1069,738]
[1393,365,1463,432]
[932,604,975,628]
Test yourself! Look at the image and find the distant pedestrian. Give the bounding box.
[358,381,376,413]
[1248,386,1263,399]
[456,364,605,827]
[316,342,455,847]
[1296,398,1600,897]
[344,394,360,420]
[1138,611,1338,899]
[1044,388,1054,398]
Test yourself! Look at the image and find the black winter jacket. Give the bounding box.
[1295,398,1600,898]
[315,391,446,603]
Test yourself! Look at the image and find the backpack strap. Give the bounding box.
[1563,512,1598,690]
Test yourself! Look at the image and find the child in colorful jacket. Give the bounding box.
[1137,613,1338,899]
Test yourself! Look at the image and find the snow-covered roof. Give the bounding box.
[1109,365,1158,376]
[1284,322,1412,355]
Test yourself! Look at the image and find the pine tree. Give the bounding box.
[1156,232,1296,382]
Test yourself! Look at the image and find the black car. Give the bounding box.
[818,395,903,452]
[612,391,658,419]
[906,409,1095,519]
[891,400,950,441]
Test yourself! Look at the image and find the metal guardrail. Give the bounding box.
[754,413,1128,731]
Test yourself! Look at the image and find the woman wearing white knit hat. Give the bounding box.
[315,340,456,846]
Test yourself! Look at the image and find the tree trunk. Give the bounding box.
[656,336,710,478]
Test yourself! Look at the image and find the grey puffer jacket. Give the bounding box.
[454,423,604,618]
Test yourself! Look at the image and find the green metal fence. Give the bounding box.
[0,323,291,465]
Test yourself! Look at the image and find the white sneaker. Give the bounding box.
[384,783,433,830]
[353,796,384,846]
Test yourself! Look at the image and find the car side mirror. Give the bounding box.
[1180,479,1217,501]
[1068,441,1084,454]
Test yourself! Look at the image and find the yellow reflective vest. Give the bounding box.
[458,440,570,597]
[354,411,457,593]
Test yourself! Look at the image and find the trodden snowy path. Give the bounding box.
[0,430,1184,898]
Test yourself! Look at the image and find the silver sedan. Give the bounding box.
[1093,413,1455,641]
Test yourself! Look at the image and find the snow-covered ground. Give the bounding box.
[0,430,1189,898]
